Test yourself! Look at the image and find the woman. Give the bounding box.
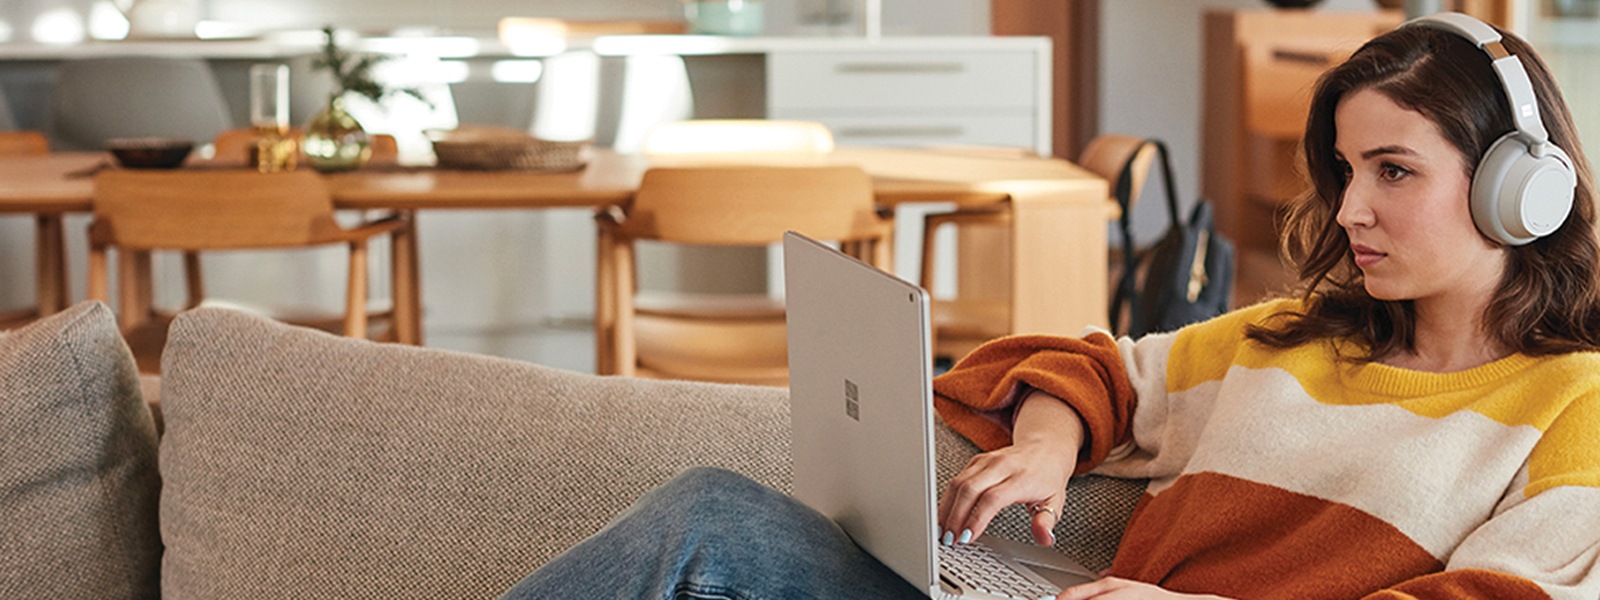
[502,14,1600,600]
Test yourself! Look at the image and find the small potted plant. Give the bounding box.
[305,26,426,172]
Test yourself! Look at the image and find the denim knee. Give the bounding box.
[647,467,788,523]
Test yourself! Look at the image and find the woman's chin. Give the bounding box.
[1362,282,1409,301]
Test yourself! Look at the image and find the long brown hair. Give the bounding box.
[1246,22,1600,359]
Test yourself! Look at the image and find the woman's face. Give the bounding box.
[1333,88,1505,305]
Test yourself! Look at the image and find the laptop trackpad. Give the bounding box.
[1018,560,1097,588]
[981,534,1099,588]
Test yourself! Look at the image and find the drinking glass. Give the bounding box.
[249,63,297,172]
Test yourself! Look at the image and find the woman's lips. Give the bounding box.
[1351,243,1386,268]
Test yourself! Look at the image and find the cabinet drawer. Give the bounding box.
[767,50,1039,111]
[773,112,1037,149]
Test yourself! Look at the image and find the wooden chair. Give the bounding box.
[0,131,59,331]
[594,166,891,386]
[206,128,420,341]
[919,135,1160,358]
[0,130,48,155]
[87,170,420,373]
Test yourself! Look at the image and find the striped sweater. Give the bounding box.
[932,299,1600,599]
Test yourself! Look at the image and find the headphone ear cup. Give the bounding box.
[1471,133,1578,246]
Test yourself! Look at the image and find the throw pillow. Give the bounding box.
[0,302,161,599]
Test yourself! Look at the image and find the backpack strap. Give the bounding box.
[1109,138,1178,333]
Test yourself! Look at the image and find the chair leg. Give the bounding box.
[35,214,67,316]
[346,240,369,339]
[182,251,204,309]
[594,225,618,375]
[136,251,156,320]
[921,215,941,292]
[614,240,637,377]
[87,243,110,305]
[117,249,150,331]
[389,211,421,345]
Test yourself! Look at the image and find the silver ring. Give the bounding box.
[1028,504,1055,518]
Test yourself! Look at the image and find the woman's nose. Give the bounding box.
[1336,183,1374,229]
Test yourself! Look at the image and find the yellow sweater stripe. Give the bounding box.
[1166,298,1598,431]
[1528,391,1600,496]
[1162,298,1600,496]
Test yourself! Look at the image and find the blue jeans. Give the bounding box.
[499,466,928,600]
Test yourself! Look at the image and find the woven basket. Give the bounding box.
[431,138,589,171]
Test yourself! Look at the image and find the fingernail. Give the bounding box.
[958,529,973,544]
[941,530,954,546]
[1046,531,1056,546]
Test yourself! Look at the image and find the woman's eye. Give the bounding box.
[1337,160,1353,181]
[1379,162,1411,182]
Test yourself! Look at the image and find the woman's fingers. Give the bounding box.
[938,447,1070,545]
[1028,495,1065,546]
[938,454,1013,543]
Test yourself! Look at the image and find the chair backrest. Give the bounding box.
[641,120,835,156]
[618,166,880,246]
[0,130,48,155]
[1078,134,1159,209]
[90,170,341,250]
[211,128,400,164]
[52,57,234,151]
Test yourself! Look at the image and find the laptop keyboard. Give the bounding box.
[939,542,1060,600]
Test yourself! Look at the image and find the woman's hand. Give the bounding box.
[1059,578,1231,599]
[937,389,1085,546]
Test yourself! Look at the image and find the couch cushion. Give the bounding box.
[0,302,162,600]
[157,307,793,599]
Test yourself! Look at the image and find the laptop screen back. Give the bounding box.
[783,231,938,593]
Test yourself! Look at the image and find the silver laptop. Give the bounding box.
[782,232,1097,600]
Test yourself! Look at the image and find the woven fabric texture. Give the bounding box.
[157,306,793,599]
[934,415,1144,573]
[0,301,161,600]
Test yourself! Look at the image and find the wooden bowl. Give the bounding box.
[107,137,194,169]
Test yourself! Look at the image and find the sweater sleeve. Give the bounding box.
[931,332,1136,473]
[930,300,1295,477]
[1363,389,1600,600]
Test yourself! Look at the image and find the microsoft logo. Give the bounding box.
[845,379,860,421]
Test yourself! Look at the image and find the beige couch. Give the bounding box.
[0,301,1142,599]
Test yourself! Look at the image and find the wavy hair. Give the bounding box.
[1245,22,1600,359]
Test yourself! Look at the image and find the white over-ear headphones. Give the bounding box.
[1403,13,1577,246]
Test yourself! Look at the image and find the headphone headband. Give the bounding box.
[1399,12,1576,246]
[1403,12,1549,143]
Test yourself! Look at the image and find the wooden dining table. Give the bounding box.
[0,146,1111,344]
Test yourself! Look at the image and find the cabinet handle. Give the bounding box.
[835,125,965,138]
[834,62,965,74]
[1270,49,1330,67]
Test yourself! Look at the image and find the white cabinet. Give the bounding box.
[592,35,1051,154]
[765,41,1051,155]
